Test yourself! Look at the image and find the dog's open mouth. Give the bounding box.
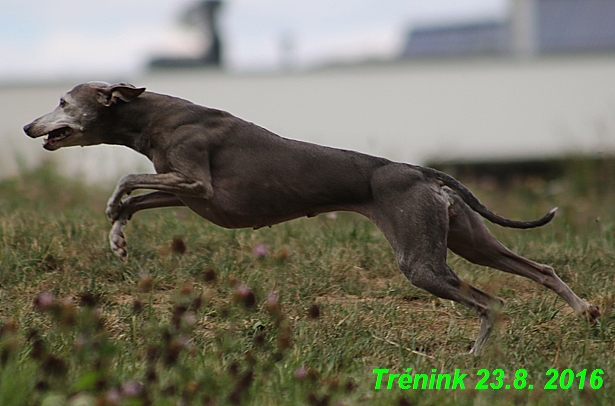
[43,127,73,149]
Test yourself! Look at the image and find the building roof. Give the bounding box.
[403,21,508,58]
[538,0,615,52]
[402,0,615,58]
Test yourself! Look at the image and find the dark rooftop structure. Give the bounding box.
[402,0,615,59]
[538,0,615,53]
[403,21,510,58]
[150,0,223,69]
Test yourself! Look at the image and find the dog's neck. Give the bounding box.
[102,95,164,158]
[100,92,231,161]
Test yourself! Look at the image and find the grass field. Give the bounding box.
[0,160,614,405]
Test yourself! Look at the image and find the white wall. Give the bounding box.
[3,55,615,183]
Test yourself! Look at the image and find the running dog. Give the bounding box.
[23,82,600,354]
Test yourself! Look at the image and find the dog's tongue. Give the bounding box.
[43,138,53,150]
[43,136,58,150]
[42,128,70,150]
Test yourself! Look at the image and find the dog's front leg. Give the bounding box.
[106,172,212,223]
[109,214,129,261]
[108,191,187,261]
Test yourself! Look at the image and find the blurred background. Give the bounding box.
[2,0,615,183]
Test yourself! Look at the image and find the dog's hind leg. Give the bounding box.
[395,254,504,355]
[367,177,503,354]
[108,192,185,261]
[445,190,600,322]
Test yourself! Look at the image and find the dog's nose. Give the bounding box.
[23,122,32,135]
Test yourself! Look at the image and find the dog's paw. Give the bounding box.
[583,304,601,322]
[109,221,128,261]
[577,303,601,323]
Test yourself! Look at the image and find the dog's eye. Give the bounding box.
[59,98,67,108]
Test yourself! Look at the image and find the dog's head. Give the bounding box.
[23,82,146,151]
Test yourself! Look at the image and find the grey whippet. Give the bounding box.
[23,82,600,354]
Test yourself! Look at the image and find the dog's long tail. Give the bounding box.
[417,166,557,229]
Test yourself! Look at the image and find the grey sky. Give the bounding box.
[0,0,508,81]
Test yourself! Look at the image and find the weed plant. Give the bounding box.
[0,159,614,405]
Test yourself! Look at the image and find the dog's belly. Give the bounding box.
[177,195,339,229]
[180,184,355,229]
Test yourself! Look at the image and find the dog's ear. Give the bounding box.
[97,83,146,107]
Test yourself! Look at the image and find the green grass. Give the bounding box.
[1,160,614,405]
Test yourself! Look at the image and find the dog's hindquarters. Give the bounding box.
[363,163,599,354]
[362,164,504,354]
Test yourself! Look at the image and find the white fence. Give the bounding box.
[3,55,615,183]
